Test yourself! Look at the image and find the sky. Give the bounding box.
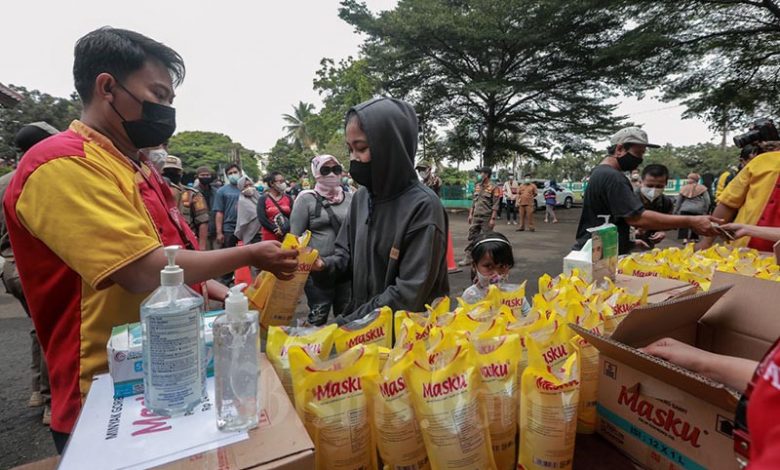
[1,0,719,156]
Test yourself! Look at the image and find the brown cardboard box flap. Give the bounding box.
[156,354,314,469]
[610,286,730,347]
[574,324,740,412]
[698,271,780,360]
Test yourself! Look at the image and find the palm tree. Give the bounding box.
[282,101,316,152]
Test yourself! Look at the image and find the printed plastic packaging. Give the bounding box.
[289,344,379,470]
[405,342,496,470]
[266,324,336,398]
[334,307,392,353]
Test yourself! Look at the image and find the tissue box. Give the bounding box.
[563,223,618,284]
[107,310,222,398]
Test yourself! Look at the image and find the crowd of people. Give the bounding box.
[2,26,780,467]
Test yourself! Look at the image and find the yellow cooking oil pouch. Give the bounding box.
[245,232,319,330]
[472,335,521,470]
[363,345,430,470]
[405,342,496,470]
[486,281,530,318]
[288,344,379,470]
[266,324,337,399]
[603,279,649,316]
[520,336,580,470]
[334,307,392,353]
[396,316,436,349]
[569,307,603,434]
[394,310,431,346]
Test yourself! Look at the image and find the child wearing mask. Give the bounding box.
[460,232,531,315]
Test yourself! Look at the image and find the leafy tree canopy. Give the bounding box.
[601,0,780,133]
[339,0,631,167]
[168,131,260,180]
[0,85,81,160]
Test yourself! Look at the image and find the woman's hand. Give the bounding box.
[640,337,708,374]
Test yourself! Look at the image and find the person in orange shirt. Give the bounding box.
[516,173,537,232]
[3,27,298,453]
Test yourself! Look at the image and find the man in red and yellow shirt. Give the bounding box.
[3,27,297,452]
[699,146,780,252]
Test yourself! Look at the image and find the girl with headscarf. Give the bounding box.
[234,175,262,246]
[675,172,711,243]
[290,155,353,325]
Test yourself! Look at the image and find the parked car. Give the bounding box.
[531,180,574,210]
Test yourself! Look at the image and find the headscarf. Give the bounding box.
[235,175,261,244]
[679,172,707,198]
[311,154,344,203]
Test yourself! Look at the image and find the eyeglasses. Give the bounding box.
[320,165,343,176]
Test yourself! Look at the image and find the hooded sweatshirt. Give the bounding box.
[324,97,449,324]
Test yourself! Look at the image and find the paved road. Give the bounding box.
[1,207,585,468]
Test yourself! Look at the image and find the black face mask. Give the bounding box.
[349,160,373,192]
[618,151,643,172]
[198,176,214,186]
[163,171,182,185]
[110,82,176,149]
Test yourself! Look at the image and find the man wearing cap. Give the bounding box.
[574,127,719,254]
[460,166,500,265]
[416,161,442,196]
[161,155,209,250]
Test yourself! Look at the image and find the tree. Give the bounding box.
[643,143,738,178]
[339,0,630,167]
[311,57,382,146]
[168,131,260,179]
[265,138,311,179]
[0,85,82,161]
[282,102,316,152]
[533,152,603,182]
[601,0,780,133]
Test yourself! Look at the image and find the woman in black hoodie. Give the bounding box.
[318,97,450,324]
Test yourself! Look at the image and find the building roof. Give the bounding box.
[0,83,23,108]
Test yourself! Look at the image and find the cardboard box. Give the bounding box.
[107,310,222,398]
[574,272,780,470]
[155,353,314,469]
[616,274,699,305]
[13,355,313,470]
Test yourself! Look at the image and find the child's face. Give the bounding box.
[474,252,510,278]
[346,120,371,163]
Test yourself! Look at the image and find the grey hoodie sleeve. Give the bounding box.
[338,223,446,324]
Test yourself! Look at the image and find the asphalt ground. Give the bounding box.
[0,206,612,468]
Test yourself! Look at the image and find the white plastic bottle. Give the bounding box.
[213,283,259,431]
[141,245,206,416]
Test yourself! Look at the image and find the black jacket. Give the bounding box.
[325,98,450,323]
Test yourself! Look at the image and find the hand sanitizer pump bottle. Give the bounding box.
[214,283,260,431]
[141,245,206,416]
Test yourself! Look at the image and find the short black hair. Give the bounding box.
[641,164,669,180]
[740,144,756,161]
[73,27,185,104]
[264,171,282,185]
[471,232,515,268]
[225,163,241,174]
[607,142,635,155]
[523,173,531,178]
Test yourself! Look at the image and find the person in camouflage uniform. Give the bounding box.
[460,166,500,266]
[161,155,210,250]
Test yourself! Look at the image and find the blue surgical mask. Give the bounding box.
[228,174,240,185]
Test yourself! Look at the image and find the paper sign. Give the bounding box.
[59,374,248,470]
